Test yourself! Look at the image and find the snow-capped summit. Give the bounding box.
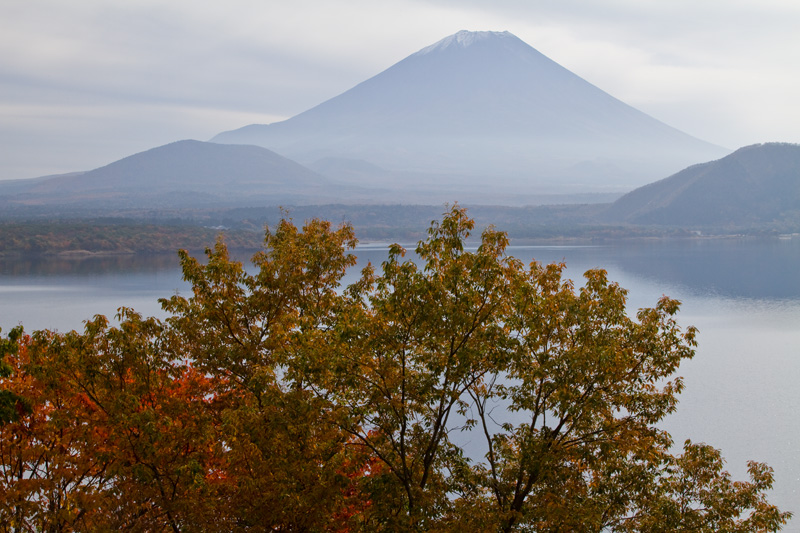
[212,31,727,194]
[414,30,515,55]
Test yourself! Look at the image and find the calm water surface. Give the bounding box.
[1,239,799,525]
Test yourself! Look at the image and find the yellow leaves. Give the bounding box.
[622,440,792,532]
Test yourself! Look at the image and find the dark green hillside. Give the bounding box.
[606,143,800,229]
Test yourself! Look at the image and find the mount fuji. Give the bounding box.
[212,30,728,195]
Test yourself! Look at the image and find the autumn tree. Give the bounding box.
[158,218,366,530]
[0,206,790,531]
[0,327,113,532]
[0,312,224,531]
[306,206,789,531]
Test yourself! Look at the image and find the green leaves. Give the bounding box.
[0,326,28,425]
[622,440,792,532]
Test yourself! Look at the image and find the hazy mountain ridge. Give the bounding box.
[0,140,627,210]
[3,32,797,236]
[3,141,798,236]
[0,140,356,208]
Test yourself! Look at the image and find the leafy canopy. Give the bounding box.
[0,206,790,531]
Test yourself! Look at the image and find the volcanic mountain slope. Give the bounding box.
[213,30,728,194]
[0,140,345,208]
[604,143,800,228]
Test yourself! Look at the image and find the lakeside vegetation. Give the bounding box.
[2,202,793,256]
[0,221,263,255]
[0,207,789,531]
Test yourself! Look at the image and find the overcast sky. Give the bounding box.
[2,0,800,180]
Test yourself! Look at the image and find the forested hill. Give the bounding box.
[604,143,800,229]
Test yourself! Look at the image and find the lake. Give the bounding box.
[1,238,799,524]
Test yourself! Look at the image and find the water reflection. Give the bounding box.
[508,238,800,300]
[605,239,800,299]
[5,238,798,300]
[0,253,182,277]
[0,253,188,333]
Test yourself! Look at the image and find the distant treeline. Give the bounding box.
[0,221,263,255]
[1,202,790,255]
[0,218,693,256]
